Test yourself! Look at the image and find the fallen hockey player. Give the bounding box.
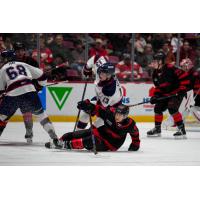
[45,102,140,152]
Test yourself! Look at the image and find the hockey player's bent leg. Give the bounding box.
[58,129,108,151]
[168,97,186,138]
[0,96,19,136]
[19,92,58,140]
[0,114,8,136]
[34,110,57,139]
[147,102,167,137]
[22,112,33,143]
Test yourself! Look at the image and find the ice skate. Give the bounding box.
[45,138,64,149]
[173,125,187,139]
[147,126,161,137]
[25,130,33,144]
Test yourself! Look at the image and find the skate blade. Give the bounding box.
[174,135,187,140]
[26,138,33,144]
[147,134,161,138]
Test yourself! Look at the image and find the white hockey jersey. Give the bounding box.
[84,55,123,107]
[86,55,108,84]
[95,77,123,107]
[0,61,46,96]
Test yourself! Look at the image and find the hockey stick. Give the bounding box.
[73,80,88,132]
[89,113,97,155]
[128,93,181,108]
[44,62,69,73]
[45,80,69,87]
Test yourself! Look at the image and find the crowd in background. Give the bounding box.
[1,33,200,82]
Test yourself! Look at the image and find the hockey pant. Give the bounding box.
[154,95,184,128]
[0,92,57,139]
[60,128,109,151]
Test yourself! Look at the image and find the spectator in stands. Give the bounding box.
[71,40,86,74]
[193,47,200,71]
[32,36,53,71]
[134,33,147,54]
[116,53,143,81]
[161,41,175,65]
[0,35,6,51]
[180,40,195,64]
[49,34,74,64]
[136,43,154,79]
[171,34,183,54]
[152,34,165,52]
[137,43,154,68]
[51,54,69,81]
[89,38,108,57]
[13,42,39,67]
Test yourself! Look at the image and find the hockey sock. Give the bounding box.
[155,113,163,127]
[35,111,57,139]
[23,112,33,133]
[40,117,57,139]
[172,112,183,127]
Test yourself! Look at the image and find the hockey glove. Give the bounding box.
[77,99,95,114]
[150,96,159,104]
[83,66,92,78]
[128,143,139,151]
[32,79,43,92]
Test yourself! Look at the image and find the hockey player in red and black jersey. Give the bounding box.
[45,103,140,152]
[147,52,190,138]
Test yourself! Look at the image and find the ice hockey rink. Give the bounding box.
[0,122,200,166]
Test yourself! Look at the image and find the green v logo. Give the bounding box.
[48,87,73,110]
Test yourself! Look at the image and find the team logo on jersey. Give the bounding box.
[48,87,73,110]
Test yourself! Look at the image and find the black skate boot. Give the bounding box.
[173,125,187,139]
[147,126,161,137]
[45,138,64,149]
[25,130,33,144]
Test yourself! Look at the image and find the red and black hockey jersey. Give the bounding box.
[92,105,140,151]
[152,64,190,97]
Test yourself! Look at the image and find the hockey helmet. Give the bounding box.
[180,58,193,71]
[97,62,115,76]
[13,42,25,50]
[153,51,166,63]
[115,104,129,116]
[1,50,16,61]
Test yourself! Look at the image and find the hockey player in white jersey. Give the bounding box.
[77,55,123,130]
[0,50,59,145]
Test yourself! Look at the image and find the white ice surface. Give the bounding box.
[0,122,200,166]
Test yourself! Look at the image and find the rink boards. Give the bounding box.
[10,82,195,122]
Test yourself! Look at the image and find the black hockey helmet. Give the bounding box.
[115,104,129,116]
[1,50,16,61]
[97,62,115,76]
[153,51,166,63]
[13,42,25,50]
